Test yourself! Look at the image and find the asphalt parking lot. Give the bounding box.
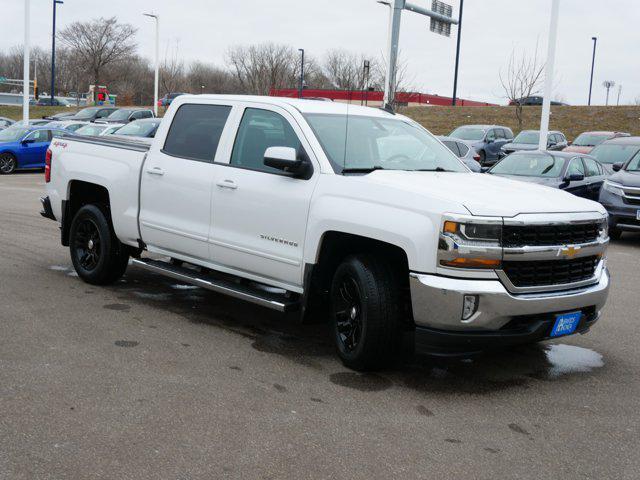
[1,172,639,480]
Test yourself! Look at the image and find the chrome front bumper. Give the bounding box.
[409,267,610,332]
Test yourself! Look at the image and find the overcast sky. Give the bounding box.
[3,0,639,105]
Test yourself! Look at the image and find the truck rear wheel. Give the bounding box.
[330,254,401,371]
[69,204,129,285]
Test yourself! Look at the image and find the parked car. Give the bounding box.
[65,106,118,122]
[9,119,52,128]
[0,126,71,174]
[499,130,568,158]
[36,97,72,107]
[43,95,610,370]
[509,96,569,106]
[94,107,155,125]
[590,136,640,174]
[563,131,631,154]
[487,150,606,201]
[448,124,514,166]
[43,111,77,121]
[598,147,640,239]
[159,92,185,107]
[111,118,161,138]
[100,124,126,135]
[45,120,88,133]
[437,135,481,172]
[0,117,15,130]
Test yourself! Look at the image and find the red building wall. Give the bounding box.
[270,88,497,106]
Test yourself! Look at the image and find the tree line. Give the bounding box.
[0,16,410,105]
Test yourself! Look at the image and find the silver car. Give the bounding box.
[437,135,482,172]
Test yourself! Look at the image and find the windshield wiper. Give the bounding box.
[341,166,386,174]
[414,167,454,172]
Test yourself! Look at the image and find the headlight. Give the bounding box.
[439,219,502,269]
[603,180,624,197]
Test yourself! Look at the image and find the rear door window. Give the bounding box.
[567,158,586,177]
[442,140,461,156]
[162,104,232,162]
[457,142,469,156]
[583,157,601,177]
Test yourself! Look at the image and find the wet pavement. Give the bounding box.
[1,172,639,479]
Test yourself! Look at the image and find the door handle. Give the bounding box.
[146,167,165,176]
[216,180,237,190]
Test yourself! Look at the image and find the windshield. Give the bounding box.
[489,153,563,177]
[0,128,28,142]
[572,133,608,147]
[304,113,467,173]
[513,131,540,144]
[449,126,485,141]
[75,125,107,136]
[74,108,101,120]
[106,109,132,121]
[115,121,159,137]
[590,144,640,165]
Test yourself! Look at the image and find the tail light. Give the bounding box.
[45,148,52,183]
[473,154,481,162]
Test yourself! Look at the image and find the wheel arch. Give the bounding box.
[61,180,111,246]
[302,230,413,324]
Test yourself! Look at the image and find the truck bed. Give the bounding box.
[48,133,150,247]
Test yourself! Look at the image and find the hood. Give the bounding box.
[359,170,605,217]
[0,141,21,150]
[608,169,640,187]
[502,142,538,152]
[563,145,593,154]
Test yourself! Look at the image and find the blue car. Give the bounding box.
[0,126,71,174]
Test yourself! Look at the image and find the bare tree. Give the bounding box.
[322,50,369,90]
[499,46,545,129]
[186,62,236,94]
[160,40,185,95]
[226,43,297,95]
[58,17,137,86]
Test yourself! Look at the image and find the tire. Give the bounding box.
[0,153,17,174]
[609,228,622,240]
[330,254,401,371]
[478,150,486,165]
[69,204,129,285]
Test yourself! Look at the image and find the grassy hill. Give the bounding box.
[2,104,639,142]
[403,105,640,140]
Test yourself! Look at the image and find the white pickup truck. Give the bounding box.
[42,95,610,370]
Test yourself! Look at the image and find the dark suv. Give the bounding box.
[448,124,514,166]
[598,138,640,238]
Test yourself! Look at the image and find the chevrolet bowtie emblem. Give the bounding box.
[559,245,581,258]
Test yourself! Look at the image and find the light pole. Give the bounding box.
[588,36,597,106]
[298,48,305,99]
[452,0,463,106]
[51,0,63,106]
[538,0,560,151]
[23,0,31,124]
[616,84,622,106]
[143,13,159,116]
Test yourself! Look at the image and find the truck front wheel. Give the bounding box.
[69,204,129,285]
[330,254,401,371]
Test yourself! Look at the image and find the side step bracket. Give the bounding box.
[131,258,300,312]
